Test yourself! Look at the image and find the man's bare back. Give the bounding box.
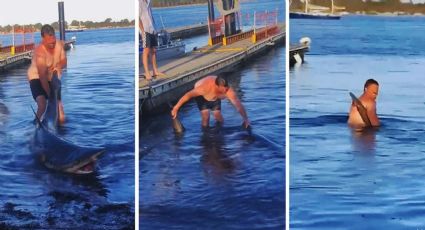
[193,76,228,101]
[172,75,250,128]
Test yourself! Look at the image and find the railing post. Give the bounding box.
[11,26,15,55]
[251,11,256,43]
[208,17,213,46]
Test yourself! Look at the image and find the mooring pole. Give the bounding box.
[58,1,66,41]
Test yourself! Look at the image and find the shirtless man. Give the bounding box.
[348,79,380,128]
[28,24,67,123]
[171,75,250,128]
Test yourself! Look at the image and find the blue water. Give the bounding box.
[291,15,425,229]
[141,1,285,228]
[0,28,135,229]
[152,0,285,29]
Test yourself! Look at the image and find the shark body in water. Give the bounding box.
[31,75,105,174]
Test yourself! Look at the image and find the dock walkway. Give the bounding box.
[168,23,208,39]
[140,24,285,115]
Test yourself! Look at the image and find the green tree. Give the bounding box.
[71,20,80,26]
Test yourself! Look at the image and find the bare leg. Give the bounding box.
[35,95,47,121]
[58,100,65,124]
[213,110,224,124]
[200,110,210,128]
[151,48,164,76]
[143,47,152,80]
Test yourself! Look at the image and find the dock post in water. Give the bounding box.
[207,0,215,45]
[58,1,66,41]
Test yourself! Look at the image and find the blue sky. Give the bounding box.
[0,0,135,26]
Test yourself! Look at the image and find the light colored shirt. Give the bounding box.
[140,0,156,34]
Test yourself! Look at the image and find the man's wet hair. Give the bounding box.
[41,24,55,37]
[215,74,229,88]
[364,79,379,89]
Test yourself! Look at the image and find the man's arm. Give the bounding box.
[226,88,250,127]
[36,52,50,97]
[58,41,67,69]
[50,41,67,77]
[366,101,380,126]
[139,18,145,34]
[171,88,202,119]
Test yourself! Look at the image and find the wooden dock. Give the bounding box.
[0,51,33,73]
[290,43,309,67]
[140,24,285,116]
[0,40,75,73]
[168,23,208,39]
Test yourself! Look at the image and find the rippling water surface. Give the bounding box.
[291,15,425,229]
[141,1,285,228]
[0,28,135,229]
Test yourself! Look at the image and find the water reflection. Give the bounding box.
[350,127,378,155]
[200,127,236,180]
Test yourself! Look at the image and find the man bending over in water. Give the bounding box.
[348,79,380,128]
[171,75,250,128]
[28,24,67,123]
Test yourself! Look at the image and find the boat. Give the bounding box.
[290,0,343,20]
[139,30,185,61]
[65,22,86,33]
[65,28,85,32]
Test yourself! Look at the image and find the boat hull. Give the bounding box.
[290,12,340,20]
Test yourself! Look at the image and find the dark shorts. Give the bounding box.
[29,79,61,101]
[142,32,157,48]
[195,96,221,111]
[30,79,48,100]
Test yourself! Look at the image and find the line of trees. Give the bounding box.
[291,0,425,14]
[152,0,208,7]
[0,18,134,33]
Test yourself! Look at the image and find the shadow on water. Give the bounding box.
[200,126,237,179]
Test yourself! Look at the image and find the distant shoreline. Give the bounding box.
[347,12,425,17]
[290,10,425,17]
[152,2,207,9]
[0,26,134,35]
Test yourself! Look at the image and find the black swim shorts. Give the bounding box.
[142,32,158,48]
[195,96,221,111]
[29,79,48,100]
[29,79,62,101]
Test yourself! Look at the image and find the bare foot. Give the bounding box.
[153,72,166,77]
[144,72,153,80]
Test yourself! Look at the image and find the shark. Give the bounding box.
[31,75,105,174]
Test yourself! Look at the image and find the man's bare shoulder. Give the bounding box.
[34,45,46,57]
[359,97,376,109]
[57,40,65,47]
[193,81,209,94]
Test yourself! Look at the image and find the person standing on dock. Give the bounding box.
[28,24,67,123]
[140,0,164,81]
[171,75,250,129]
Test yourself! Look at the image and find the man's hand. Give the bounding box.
[171,107,178,119]
[50,65,62,77]
[242,119,251,129]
